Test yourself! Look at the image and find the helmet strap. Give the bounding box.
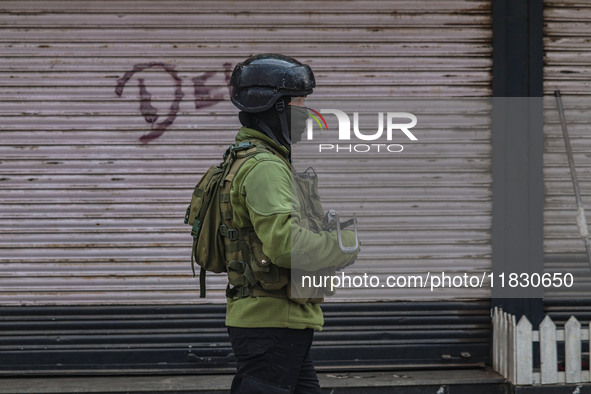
[275,99,286,112]
[274,99,291,147]
[278,110,291,146]
[254,118,283,147]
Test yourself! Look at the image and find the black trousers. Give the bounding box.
[227,327,322,394]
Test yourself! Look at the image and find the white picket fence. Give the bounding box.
[492,307,590,385]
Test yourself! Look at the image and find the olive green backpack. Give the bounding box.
[184,141,264,298]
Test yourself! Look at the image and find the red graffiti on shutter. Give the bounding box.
[116,62,233,144]
[192,62,233,109]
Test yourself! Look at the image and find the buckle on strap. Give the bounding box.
[220,224,240,240]
[184,205,191,225]
[224,141,254,161]
[191,219,202,238]
[275,99,285,112]
[234,141,253,151]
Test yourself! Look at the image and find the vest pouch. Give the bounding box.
[293,171,324,219]
[226,260,249,287]
[248,233,288,291]
[251,263,288,291]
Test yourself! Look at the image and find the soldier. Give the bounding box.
[223,53,359,393]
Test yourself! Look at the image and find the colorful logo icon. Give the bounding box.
[307,107,328,131]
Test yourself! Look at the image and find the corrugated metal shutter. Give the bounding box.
[0,1,492,306]
[0,301,492,375]
[543,0,591,303]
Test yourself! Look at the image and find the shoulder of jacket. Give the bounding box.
[239,152,289,179]
[253,151,286,163]
[234,146,288,170]
[230,150,288,188]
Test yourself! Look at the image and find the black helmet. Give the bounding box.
[230,53,315,113]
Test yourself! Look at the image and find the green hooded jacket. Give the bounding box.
[225,127,359,330]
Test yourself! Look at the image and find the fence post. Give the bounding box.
[515,315,533,385]
[492,307,499,372]
[565,316,582,383]
[509,314,517,382]
[540,315,558,384]
[500,311,507,377]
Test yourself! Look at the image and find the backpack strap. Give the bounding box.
[219,139,291,300]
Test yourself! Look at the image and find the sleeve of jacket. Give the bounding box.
[241,156,359,271]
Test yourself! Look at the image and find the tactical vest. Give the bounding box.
[221,139,330,304]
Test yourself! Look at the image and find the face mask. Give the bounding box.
[288,105,309,144]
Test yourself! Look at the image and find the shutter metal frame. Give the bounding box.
[491,0,545,324]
